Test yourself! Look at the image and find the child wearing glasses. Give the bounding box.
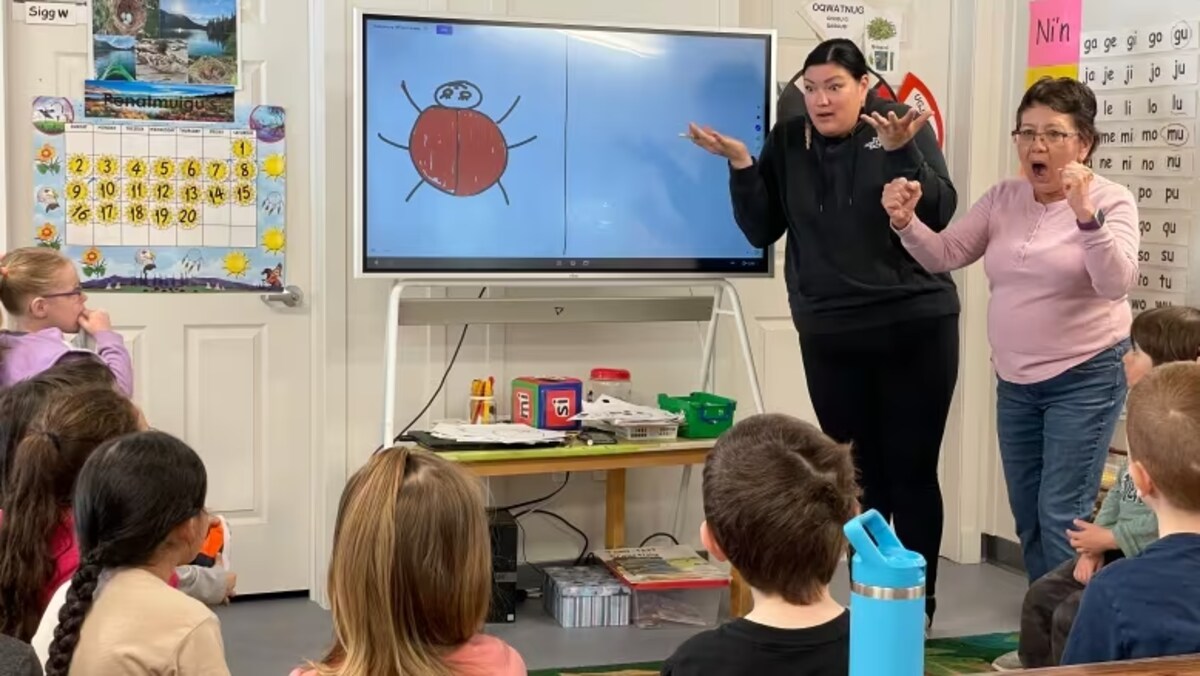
[0,247,132,397]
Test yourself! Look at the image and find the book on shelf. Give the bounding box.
[593,544,730,590]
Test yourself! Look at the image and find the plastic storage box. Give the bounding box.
[594,545,729,629]
[542,565,630,628]
[657,392,737,438]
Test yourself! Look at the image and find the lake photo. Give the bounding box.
[159,0,238,85]
[94,35,137,80]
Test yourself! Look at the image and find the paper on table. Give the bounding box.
[429,422,568,445]
[571,396,683,425]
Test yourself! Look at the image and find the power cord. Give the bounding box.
[639,532,680,547]
[390,287,488,444]
[495,473,570,512]
[516,508,590,566]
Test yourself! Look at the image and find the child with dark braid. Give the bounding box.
[42,431,230,675]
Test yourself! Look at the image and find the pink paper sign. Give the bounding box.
[1028,0,1082,67]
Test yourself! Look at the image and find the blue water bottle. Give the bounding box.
[843,509,926,676]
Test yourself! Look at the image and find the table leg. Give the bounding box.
[605,468,626,548]
[730,568,752,617]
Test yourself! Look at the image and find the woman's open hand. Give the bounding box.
[861,109,934,152]
[882,178,922,229]
[687,123,753,170]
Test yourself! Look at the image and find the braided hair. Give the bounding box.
[44,431,207,676]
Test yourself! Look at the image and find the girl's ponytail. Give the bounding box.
[45,549,104,676]
[0,430,66,640]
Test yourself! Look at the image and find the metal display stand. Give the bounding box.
[381,278,768,538]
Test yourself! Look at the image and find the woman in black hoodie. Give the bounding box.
[689,39,959,625]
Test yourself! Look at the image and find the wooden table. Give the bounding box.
[440,439,753,616]
[987,655,1200,674]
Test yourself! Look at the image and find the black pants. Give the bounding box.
[1018,551,1122,668]
[799,314,959,618]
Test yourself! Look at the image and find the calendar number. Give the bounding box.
[234,182,255,206]
[206,184,227,207]
[69,202,91,225]
[96,179,119,201]
[154,158,176,179]
[97,201,119,224]
[234,159,256,180]
[181,183,201,204]
[177,206,200,229]
[65,180,89,201]
[181,158,202,179]
[96,155,118,177]
[232,138,255,159]
[206,160,228,181]
[126,180,147,202]
[151,206,174,229]
[127,202,148,225]
[153,181,174,202]
[67,154,91,177]
[124,158,147,179]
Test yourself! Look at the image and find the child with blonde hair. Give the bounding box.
[292,447,525,676]
[0,247,131,396]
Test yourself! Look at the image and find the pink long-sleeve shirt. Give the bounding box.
[896,175,1138,384]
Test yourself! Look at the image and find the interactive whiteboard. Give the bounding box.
[353,12,775,277]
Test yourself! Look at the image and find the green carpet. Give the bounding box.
[528,632,1018,676]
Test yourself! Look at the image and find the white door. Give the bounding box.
[5,0,313,594]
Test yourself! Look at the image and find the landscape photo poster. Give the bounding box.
[90,0,240,88]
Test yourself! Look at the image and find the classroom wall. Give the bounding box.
[334,0,970,564]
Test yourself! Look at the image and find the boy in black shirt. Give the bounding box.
[661,414,858,676]
[1062,362,1200,665]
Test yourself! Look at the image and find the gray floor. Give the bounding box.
[215,559,1026,674]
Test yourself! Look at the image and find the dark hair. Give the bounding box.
[1016,77,1100,160]
[798,38,896,99]
[702,413,859,605]
[1131,306,1200,365]
[1126,362,1200,511]
[0,386,140,641]
[0,356,117,501]
[45,431,207,676]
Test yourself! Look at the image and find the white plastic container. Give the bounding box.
[587,368,633,403]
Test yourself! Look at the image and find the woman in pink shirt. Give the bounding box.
[882,77,1138,583]
[290,447,525,676]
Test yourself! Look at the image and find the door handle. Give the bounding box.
[260,285,303,308]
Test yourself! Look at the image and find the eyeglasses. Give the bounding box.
[41,287,83,299]
[1011,129,1079,146]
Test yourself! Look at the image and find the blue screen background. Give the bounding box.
[363,18,769,262]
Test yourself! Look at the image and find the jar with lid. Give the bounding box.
[587,368,633,403]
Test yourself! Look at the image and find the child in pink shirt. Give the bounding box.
[289,447,526,676]
[881,76,1138,583]
[0,386,141,641]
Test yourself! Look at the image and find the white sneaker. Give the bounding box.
[991,650,1023,671]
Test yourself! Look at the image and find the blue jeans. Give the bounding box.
[996,339,1130,583]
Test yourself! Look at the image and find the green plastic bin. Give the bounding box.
[657,392,737,439]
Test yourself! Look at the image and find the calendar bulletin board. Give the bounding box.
[31,97,286,292]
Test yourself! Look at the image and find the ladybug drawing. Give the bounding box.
[377,80,537,205]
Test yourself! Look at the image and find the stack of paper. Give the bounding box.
[570,396,683,426]
[428,422,567,445]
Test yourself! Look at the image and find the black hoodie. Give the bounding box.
[731,92,960,335]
